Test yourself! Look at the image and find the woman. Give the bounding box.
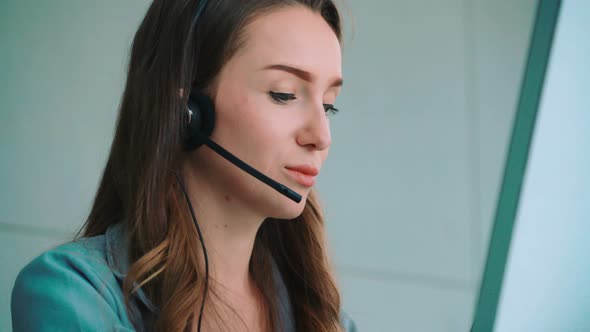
[12,0,357,331]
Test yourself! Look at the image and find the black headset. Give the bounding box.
[184,0,214,152]
[185,89,216,151]
[181,0,300,202]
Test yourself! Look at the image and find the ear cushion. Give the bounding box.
[185,90,215,150]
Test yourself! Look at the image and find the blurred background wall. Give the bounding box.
[0,0,536,330]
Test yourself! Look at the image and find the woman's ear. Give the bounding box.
[179,88,185,97]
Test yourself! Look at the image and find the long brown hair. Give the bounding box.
[80,0,343,331]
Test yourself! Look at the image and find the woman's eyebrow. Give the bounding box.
[260,63,343,88]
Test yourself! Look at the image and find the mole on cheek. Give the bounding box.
[224,195,231,202]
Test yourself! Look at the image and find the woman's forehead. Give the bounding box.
[233,6,342,81]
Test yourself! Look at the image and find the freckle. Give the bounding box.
[224,224,228,228]
[224,195,231,202]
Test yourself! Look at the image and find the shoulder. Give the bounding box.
[11,235,133,331]
[19,235,108,277]
[340,310,359,332]
[14,235,114,293]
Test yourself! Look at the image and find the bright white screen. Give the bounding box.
[495,1,590,331]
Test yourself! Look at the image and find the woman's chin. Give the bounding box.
[267,198,307,220]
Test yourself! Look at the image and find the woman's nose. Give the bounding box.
[295,104,332,151]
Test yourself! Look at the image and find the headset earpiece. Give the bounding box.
[185,90,216,150]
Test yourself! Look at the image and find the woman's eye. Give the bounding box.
[269,91,339,116]
[269,91,296,104]
[323,104,340,116]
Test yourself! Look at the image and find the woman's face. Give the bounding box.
[192,6,342,219]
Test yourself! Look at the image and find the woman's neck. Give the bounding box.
[181,160,273,331]
[181,165,266,294]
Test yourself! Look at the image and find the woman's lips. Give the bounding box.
[285,167,317,187]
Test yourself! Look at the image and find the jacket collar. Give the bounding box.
[105,222,158,313]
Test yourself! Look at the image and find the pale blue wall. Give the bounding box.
[0,1,536,331]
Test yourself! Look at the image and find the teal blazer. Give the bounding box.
[11,222,358,331]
